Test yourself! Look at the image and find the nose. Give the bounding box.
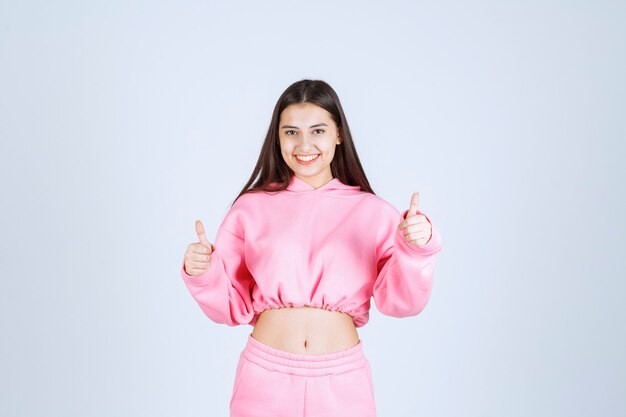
[296,132,315,149]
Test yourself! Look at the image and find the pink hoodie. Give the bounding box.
[181,175,442,328]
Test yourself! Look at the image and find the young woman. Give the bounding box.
[181,79,442,417]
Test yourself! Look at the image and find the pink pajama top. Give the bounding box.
[180,175,442,328]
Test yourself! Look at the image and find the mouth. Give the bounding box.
[295,154,320,165]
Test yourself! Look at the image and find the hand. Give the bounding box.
[183,219,214,276]
[397,192,432,247]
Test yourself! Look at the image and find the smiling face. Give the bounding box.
[278,102,342,188]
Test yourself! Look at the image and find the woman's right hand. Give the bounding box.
[183,219,214,276]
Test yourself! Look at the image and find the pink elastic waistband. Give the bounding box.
[242,333,368,377]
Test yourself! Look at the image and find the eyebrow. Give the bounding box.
[280,123,329,129]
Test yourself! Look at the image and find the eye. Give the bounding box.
[285,130,296,136]
[313,129,325,134]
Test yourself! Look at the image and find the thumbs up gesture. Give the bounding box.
[397,192,432,248]
[183,219,214,276]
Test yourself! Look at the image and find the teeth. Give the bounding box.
[296,154,319,161]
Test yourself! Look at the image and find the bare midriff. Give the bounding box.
[251,306,360,354]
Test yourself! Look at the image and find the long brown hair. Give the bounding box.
[231,79,375,206]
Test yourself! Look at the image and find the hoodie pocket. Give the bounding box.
[229,355,251,408]
[364,359,376,407]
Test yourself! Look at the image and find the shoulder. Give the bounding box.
[230,191,257,210]
[227,189,273,211]
[360,192,402,218]
[218,190,269,235]
[218,192,253,234]
[351,193,404,239]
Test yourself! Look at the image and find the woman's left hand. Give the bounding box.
[398,192,432,247]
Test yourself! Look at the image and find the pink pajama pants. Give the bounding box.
[230,333,377,417]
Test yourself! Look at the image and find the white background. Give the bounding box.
[1,1,624,416]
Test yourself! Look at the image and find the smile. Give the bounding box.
[295,154,320,165]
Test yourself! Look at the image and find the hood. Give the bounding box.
[271,175,362,194]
